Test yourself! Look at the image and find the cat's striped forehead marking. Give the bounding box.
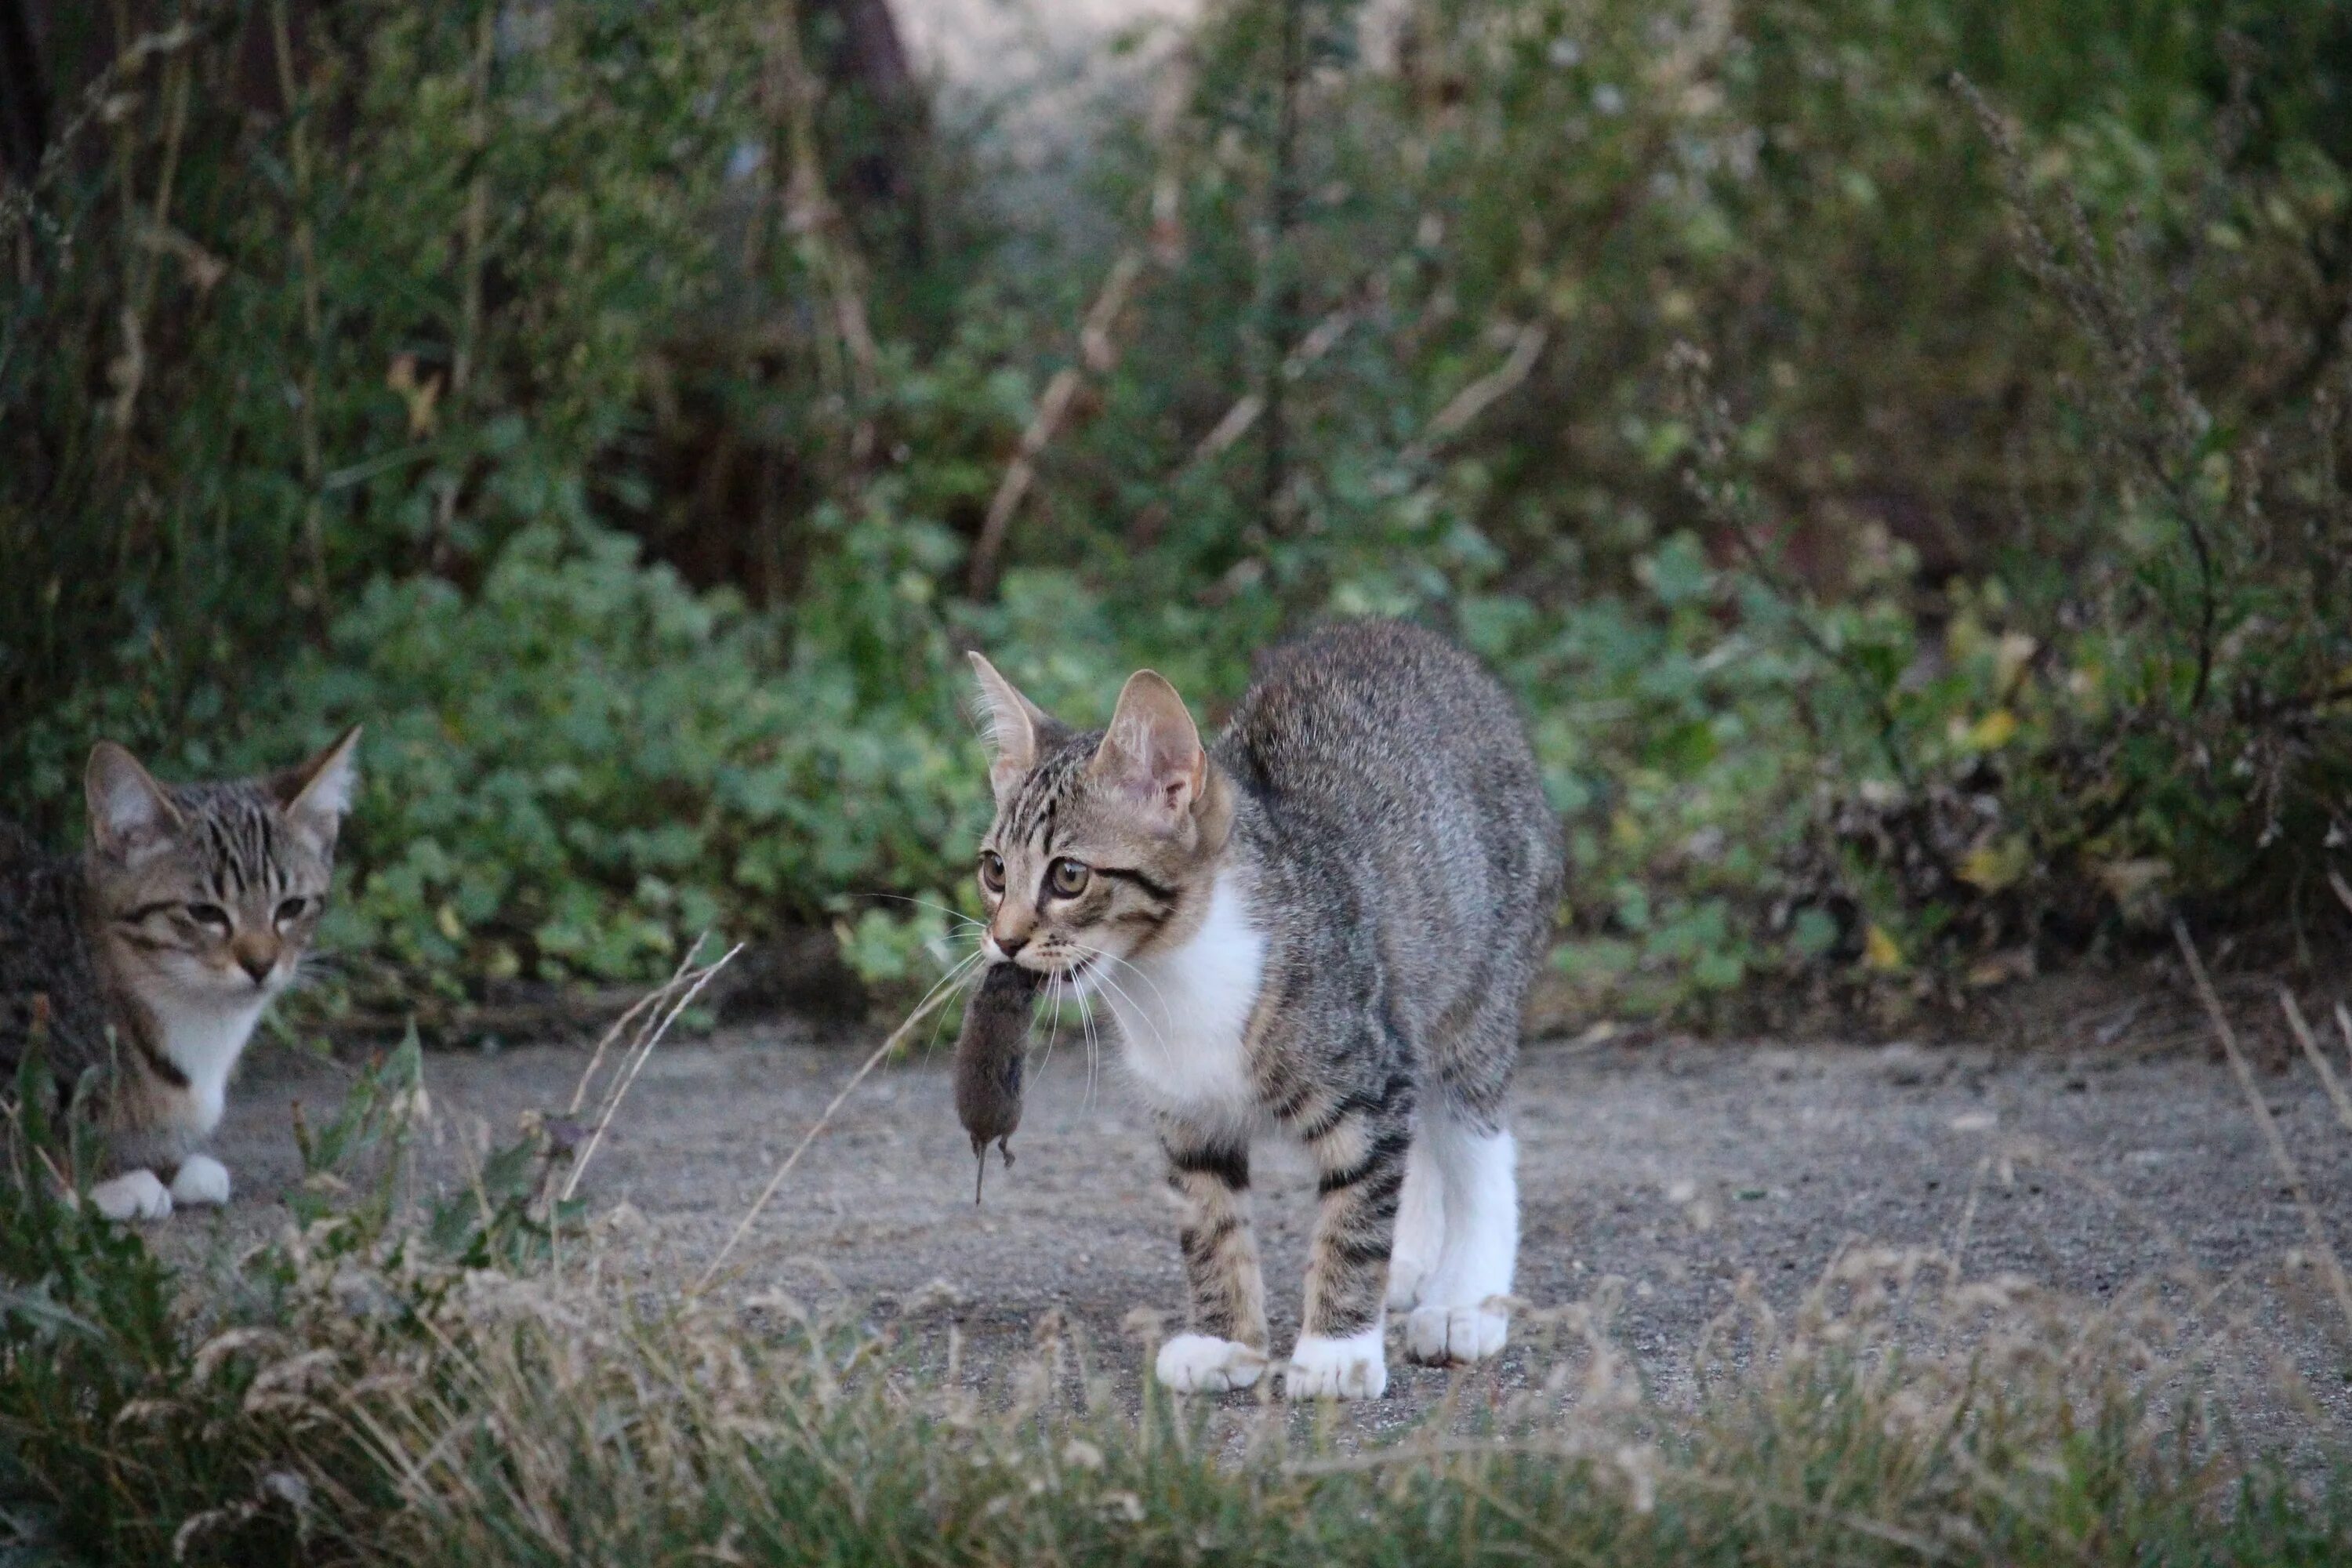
[995,732,1103,852]
[166,785,322,904]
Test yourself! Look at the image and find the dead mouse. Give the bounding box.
[953,961,1044,1202]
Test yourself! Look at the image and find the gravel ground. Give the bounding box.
[162,1011,2352,1439]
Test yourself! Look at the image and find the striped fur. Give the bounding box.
[968,622,1561,1397]
[0,730,359,1220]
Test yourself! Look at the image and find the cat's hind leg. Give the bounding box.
[1401,1102,1515,1365]
[1403,993,1520,1367]
[170,1154,231,1207]
[1385,1130,1443,1311]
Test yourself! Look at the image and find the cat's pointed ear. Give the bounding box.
[273,724,362,850]
[85,742,181,858]
[968,653,1055,802]
[1091,670,1205,829]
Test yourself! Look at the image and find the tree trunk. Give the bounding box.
[0,0,49,184]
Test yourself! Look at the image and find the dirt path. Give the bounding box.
[176,1023,2352,1432]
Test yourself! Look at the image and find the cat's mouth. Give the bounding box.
[996,947,1095,984]
[1020,953,1094,987]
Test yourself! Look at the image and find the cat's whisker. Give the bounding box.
[1066,937,1181,1021]
[924,949,991,1046]
[1066,949,1176,1073]
[920,963,980,1065]
[1036,971,1068,1080]
[849,891,985,932]
[1074,985,1103,1110]
[1063,940,1176,1068]
[908,945,994,1067]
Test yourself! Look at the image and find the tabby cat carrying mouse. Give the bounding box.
[0,730,360,1221]
[967,622,1559,1399]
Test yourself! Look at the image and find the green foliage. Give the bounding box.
[3,0,764,717]
[4,0,2350,1020]
[240,520,975,999]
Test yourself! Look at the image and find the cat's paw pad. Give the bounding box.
[1155,1334,1266,1394]
[90,1170,172,1222]
[1283,1329,1388,1399]
[1403,1303,1509,1366]
[1385,1254,1434,1312]
[170,1156,231,1207]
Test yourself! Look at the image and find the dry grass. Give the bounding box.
[7,953,2352,1565]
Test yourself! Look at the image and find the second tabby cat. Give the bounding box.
[967,621,1561,1399]
[0,731,361,1221]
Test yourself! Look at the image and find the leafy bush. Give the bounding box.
[245,518,980,997]
[4,0,2349,1021]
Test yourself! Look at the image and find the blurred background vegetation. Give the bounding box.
[2,0,2349,1033]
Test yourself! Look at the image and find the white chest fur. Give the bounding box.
[158,997,267,1136]
[1098,871,1265,1121]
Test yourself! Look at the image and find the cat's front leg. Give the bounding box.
[89,1169,173,1221]
[1287,1091,1411,1399]
[1152,1119,1269,1395]
[169,1153,231,1207]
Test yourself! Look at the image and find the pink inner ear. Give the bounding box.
[1094,673,1203,819]
[1114,732,1198,817]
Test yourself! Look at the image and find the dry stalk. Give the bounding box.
[562,940,743,1201]
[693,953,984,1293]
[1955,71,2222,710]
[562,989,670,1120]
[2175,919,2352,1341]
[2281,990,2352,1143]
[1258,0,1307,532]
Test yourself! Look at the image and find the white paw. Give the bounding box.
[1403,1303,1509,1366]
[170,1155,231,1207]
[1283,1327,1388,1399]
[1154,1334,1267,1394]
[90,1170,172,1222]
[1386,1253,1434,1312]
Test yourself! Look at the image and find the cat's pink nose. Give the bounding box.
[231,938,280,985]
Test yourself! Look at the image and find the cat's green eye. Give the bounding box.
[275,896,311,925]
[978,851,1006,895]
[185,902,231,934]
[1047,858,1091,898]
